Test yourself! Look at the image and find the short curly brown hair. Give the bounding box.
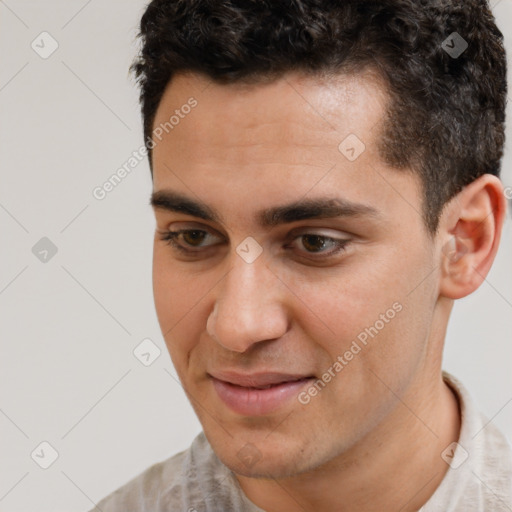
[130,0,507,233]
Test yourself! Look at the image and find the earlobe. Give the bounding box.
[438,174,507,300]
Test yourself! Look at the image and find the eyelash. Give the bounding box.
[158,228,350,260]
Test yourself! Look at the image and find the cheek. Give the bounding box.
[285,264,402,348]
[291,250,432,377]
[321,283,435,414]
[152,247,178,331]
[152,246,215,361]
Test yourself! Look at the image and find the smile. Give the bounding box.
[209,372,315,416]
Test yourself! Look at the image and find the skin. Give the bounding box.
[150,71,506,511]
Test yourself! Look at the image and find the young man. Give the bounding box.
[92,1,511,510]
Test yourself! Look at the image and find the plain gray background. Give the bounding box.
[0,1,511,510]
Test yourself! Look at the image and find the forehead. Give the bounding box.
[152,70,388,169]
[150,71,422,232]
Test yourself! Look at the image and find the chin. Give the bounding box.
[208,431,327,479]
[225,454,308,479]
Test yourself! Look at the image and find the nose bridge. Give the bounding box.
[208,252,288,352]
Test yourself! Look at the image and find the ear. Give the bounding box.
[438,174,507,300]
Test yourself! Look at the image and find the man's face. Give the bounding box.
[151,71,440,478]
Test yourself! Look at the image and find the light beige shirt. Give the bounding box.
[91,372,512,511]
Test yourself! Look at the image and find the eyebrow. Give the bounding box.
[150,190,380,228]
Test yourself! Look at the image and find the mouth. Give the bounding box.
[235,378,307,390]
[208,371,316,416]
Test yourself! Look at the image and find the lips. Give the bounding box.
[210,371,312,388]
[209,371,315,416]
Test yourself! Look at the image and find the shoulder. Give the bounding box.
[91,432,242,512]
[422,372,512,511]
[471,406,512,507]
[446,371,512,483]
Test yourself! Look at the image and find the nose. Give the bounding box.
[206,252,289,353]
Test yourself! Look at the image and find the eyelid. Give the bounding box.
[284,229,350,260]
[287,227,350,239]
[163,224,349,243]
[159,223,352,259]
[164,221,223,240]
[159,226,224,251]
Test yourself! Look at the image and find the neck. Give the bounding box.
[236,302,461,512]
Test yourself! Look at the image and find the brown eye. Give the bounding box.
[287,231,351,260]
[181,230,207,246]
[301,234,330,253]
[159,228,223,253]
